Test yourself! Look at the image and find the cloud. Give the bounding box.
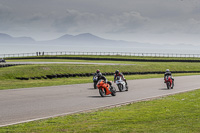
[0,4,13,30]
[108,11,149,33]
[52,9,150,34]
[51,6,200,36]
[53,9,108,33]
[0,4,11,17]
[1,0,200,44]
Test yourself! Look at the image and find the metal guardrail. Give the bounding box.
[1,51,200,58]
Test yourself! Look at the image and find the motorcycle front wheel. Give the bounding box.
[99,88,106,97]
[111,87,116,96]
[125,84,128,91]
[94,82,97,89]
[118,84,123,92]
[171,81,174,89]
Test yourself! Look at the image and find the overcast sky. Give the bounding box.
[1,0,200,45]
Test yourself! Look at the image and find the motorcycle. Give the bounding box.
[97,80,116,97]
[165,76,174,89]
[115,76,128,92]
[0,58,6,63]
[93,75,98,89]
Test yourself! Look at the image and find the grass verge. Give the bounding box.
[2,61,200,79]
[1,88,200,132]
[1,60,200,90]
[0,73,200,90]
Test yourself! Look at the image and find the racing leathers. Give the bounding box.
[97,74,112,86]
[93,72,102,78]
[97,74,107,82]
[114,72,127,85]
[164,71,174,82]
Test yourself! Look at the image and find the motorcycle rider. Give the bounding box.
[164,69,174,82]
[97,72,113,85]
[97,72,107,82]
[114,70,127,85]
[93,69,101,77]
[93,69,101,89]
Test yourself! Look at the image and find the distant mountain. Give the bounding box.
[0,32,160,47]
[41,33,148,47]
[0,33,35,43]
[56,33,106,41]
[0,32,163,47]
[72,33,107,42]
[0,33,13,41]
[56,34,74,40]
[51,33,110,44]
[1,32,198,49]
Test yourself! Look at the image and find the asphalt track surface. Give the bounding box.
[4,62,134,65]
[1,75,200,127]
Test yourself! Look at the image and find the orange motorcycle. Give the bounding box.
[97,80,116,97]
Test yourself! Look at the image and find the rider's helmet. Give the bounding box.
[115,70,119,75]
[97,73,102,77]
[166,69,170,72]
[96,69,100,73]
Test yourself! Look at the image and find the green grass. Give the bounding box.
[0,73,200,90]
[1,55,200,132]
[6,54,200,60]
[1,88,200,132]
[5,58,137,65]
[2,55,200,90]
[1,60,200,90]
[2,62,200,79]
[56,54,200,60]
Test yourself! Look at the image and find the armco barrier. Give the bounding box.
[16,71,200,80]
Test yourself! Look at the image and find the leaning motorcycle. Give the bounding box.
[115,76,128,91]
[93,76,98,89]
[97,80,116,97]
[165,76,174,89]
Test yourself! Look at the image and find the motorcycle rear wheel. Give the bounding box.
[167,82,170,89]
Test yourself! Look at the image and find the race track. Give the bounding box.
[1,75,200,127]
[5,61,134,65]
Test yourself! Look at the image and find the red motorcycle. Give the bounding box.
[165,76,174,89]
[97,80,116,97]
